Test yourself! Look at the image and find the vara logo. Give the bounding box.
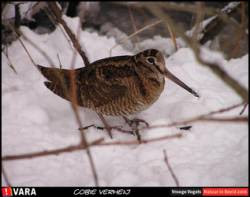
[2,187,12,196]
[2,187,37,196]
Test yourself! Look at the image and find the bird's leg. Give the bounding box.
[123,116,149,128]
[79,115,149,139]
[134,127,141,142]
[98,113,113,139]
[123,116,150,142]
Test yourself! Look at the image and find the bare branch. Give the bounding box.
[3,101,246,163]
[239,103,248,115]
[9,25,37,67]
[127,5,140,50]
[163,149,180,186]
[141,102,248,131]
[146,5,248,102]
[2,164,12,186]
[2,138,104,161]
[2,49,18,74]
[47,2,90,66]
[109,19,162,56]
[47,2,99,186]
[197,116,247,122]
[98,113,113,138]
[2,134,182,161]
[100,133,183,146]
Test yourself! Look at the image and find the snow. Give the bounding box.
[2,16,248,186]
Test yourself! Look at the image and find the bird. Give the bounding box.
[37,49,198,138]
[37,49,199,116]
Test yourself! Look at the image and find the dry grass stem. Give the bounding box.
[163,149,180,186]
[109,19,162,56]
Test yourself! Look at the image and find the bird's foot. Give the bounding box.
[79,124,134,135]
[79,124,104,131]
[123,117,150,142]
[123,116,149,128]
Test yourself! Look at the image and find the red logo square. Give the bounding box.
[2,187,12,196]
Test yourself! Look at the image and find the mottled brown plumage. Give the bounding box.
[37,49,198,116]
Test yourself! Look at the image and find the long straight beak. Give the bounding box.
[164,69,199,98]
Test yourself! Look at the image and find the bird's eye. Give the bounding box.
[146,57,155,64]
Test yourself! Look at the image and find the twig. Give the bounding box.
[165,19,178,51]
[8,23,55,66]
[57,54,63,69]
[228,2,247,58]
[198,2,242,44]
[143,116,247,133]
[147,2,240,28]
[191,2,205,42]
[163,149,180,186]
[43,7,74,51]
[147,5,248,102]
[2,133,183,161]
[127,5,140,50]
[202,102,246,116]
[47,2,99,186]
[2,138,104,161]
[46,2,113,142]
[99,133,182,146]
[48,2,90,66]
[197,116,247,122]
[2,164,12,186]
[140,102,248,131]
[98,113,113,138]
[109,19,162,56]
[9,26,37,67]
[2,49,18,74]
[239,103,248,115]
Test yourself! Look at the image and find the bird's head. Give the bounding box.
[134,49,199,98]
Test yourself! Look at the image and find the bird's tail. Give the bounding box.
[37,65,80,103]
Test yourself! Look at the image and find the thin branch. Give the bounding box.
[165,19,178,51]
[127,5,140,50]
[57,54,63,69]
[2,164,12,186]
[2,49,18,74]
[134,2,241,28]
[97,113,113,138]
[9,26,37,67]
[3,101,247,162]
[47,2,99,186]
[109,19,162,56]
[239,103,248,115]
[99,133,183,146]
[191,2,205,42]
[46,2,113,143]
[143,116,248,133]
[3,103,242,162]
[228,2,247,58]
[140,102,248,131]
[43,7,74,51]
[48,2,90,66]
[202,102,246,116]
[198,2,242,44]
[197,116,247,122]
[147,4,248,102]
[2,138,104,161]
[163,149,180,186]
[2,133,183,161]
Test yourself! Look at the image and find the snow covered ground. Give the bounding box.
[2,16,248,186]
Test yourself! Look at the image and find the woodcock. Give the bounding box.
[37,49,199,117]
